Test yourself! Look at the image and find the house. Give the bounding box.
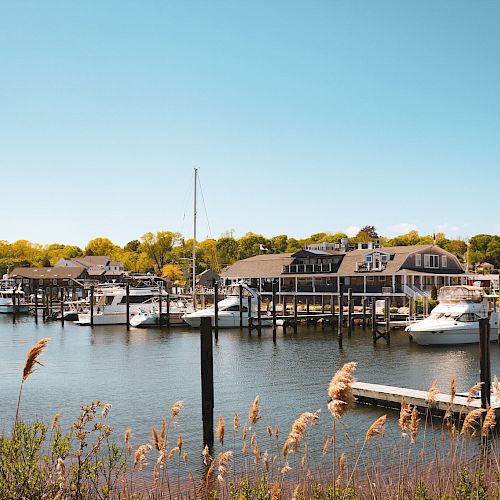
[55,256,125,281]
[9,267,89,295]
[220,243,465,304]
[196,269,220,287]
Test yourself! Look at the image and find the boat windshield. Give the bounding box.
[429,311,457,320]
[438,286,483,303]
[226,285,253,297]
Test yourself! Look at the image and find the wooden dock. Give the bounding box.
[353,381,500,417]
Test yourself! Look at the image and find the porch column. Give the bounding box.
[337,277,340,295]
[295,276,298,293]
[392,275,395,293]
[363,275,367,295]
[312,277,316,293]
[278,278,282,293]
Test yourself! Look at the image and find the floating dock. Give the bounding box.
[353,381,500,417]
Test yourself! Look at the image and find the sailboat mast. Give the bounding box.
[193,168,198,310]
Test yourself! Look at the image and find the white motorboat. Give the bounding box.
[0,288,29,314]
[130,296,193,327]
[406,286,499,345]
[76,286,165,325]
[182,283,277,329]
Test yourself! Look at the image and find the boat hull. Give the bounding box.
[0,305,29,314]
[409,328,498,345]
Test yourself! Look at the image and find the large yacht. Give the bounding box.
[0,287,29,314]
[406,286,499,345]
[76,285,165,325]
[130,296,193,327]
[182,283,275,328]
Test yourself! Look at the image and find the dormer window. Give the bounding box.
[415,254,422,267]
[381,255,389,262]
[366,255,373,263]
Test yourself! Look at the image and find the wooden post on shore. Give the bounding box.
[423,296,429,317]
[347,288,353,336]
[479,317,491,409]
[294,294,298,322]
[247,296,252,334]
[90,286,94,327]
[60,287,65,326]
[371,298,377,342]
[239,284,243,329]
[200,316,214,450]
[34,290,38,324]
[213,281,219,340]
[272,282,277,342]
[165,291,170,327]
[49,287,53,319]
[158,286,163,326]
[306,297,310,315]
[385,297,391,345]
[409,297,414,319]
[362,298,366,329]
[257,294,262,336]
[126,284,130,331]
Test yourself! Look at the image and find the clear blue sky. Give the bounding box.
[1,1,498,247]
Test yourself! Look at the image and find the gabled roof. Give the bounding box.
[9,267,87,279]
[71,256,111,267]
[220,254,294,278]
[291,249,339,258]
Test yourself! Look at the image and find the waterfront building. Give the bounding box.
[55,256,125,282]
[220,243,465,303]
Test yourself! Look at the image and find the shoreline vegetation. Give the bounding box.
[1,229,499,280]
[1,339,499,499]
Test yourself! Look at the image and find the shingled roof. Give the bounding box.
[9,267,87,279]
[220,253,294,278]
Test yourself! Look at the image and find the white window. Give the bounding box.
[415,254,422,267]
[367,276,374,282]
[378,276,386,282]
[441,255,447,268]
[424,254,440,268]
[381,254,389,262]
[366,255,373,263]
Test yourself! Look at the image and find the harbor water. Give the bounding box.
[1,315,498,466]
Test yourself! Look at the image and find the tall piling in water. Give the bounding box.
[200,316,214,450]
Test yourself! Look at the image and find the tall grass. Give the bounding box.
[1,339,499,499]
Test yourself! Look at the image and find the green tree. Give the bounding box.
[270,235,288,253]
[124,240,141,252]
[286,238,303,253]
[237,232,270,260]
[216,237,239,266]
[140,231,181,273]
[85,238,117,256]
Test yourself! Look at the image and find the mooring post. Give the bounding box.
[272,282,277,342]
[34,289,38,324]
[423,296,429,317]
[213,281,219,340]
[12,289,17,324]
[257,294,262,336]
[90,286,94,327]
[409,297,414,320]
[200,316,214,450]
[306,297,310,316]
[239,283,243,329]
[60,287,65,326]
[247,296,252,334]
[158,285,163,326]
[371,298,377,342]
[338,286,344,335]
[362,297,366,329]
[126,284,130,331]
[479,317,491,409]
[385,297,391,345]
[331,295,335,331]
[347,288,353,336]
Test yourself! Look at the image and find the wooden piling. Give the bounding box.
[479,317,491,409]
[213,281,219,340]
[330,295,335,331]
[200,316,214,450]
[338,287,343,335]
[60,287,65,326]
[347,288,353,336]
[293,294,298,333]
[385,297,391,345]
[126,284,130,330]
[247,296,252,334]
[166,291,170,327]
[371,298,377,342]
[158,286,163,326]
[257,294,262,336]
[34,290,38,324]
[12,289,17,323]
[272,282,277,342]
[362,297,366,329]
[239,284,243,329]
[90,286,94,327]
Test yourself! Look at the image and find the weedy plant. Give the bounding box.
[1,339,499,499]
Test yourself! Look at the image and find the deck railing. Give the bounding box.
[282,263,333,274]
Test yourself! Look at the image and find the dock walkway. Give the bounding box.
[353,381,500,417]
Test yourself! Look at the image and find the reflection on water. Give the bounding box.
[0,315,498,460]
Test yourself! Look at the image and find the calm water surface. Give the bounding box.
[1,315,498,461]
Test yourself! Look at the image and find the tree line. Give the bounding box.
[1,227,499,284]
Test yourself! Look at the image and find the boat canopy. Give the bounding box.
[438,286,484,303]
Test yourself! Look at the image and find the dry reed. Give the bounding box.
[466,382,483,405]
[409,407,420,444]
[365,414,387,441]
[51,412,60,430]
[171,400,184,418]
[22,338,50,381]
[217,416,225,447]
[427,381,438,405]
[460,408,485,437]
[327,361,357,420]
[249,396,261,425]
[481,407,496,437]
